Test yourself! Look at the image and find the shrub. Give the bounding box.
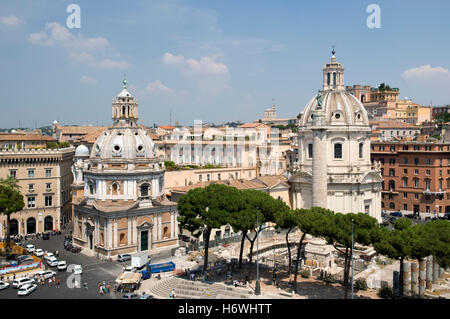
[322,274,336,285]
[354,278,368,291]
[378,287,393,299]
[300,269,310,278]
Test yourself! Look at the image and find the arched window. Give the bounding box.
[327,73,330,85]
[389,202,395,209]
[163,227,169,239]
[361,95,365,103]
[334,143,342,159]
[111,182,119,195]
[122,105,126,115]
[119,233,126,244]
[88,180,95,195]
[333,72,337,88]
[359,143,364,158]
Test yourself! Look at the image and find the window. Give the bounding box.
[414,179,419,188]
[390,146,396,152]
[403,192,408,199]
[199,175,202,182]
[403,158,408,165]
[425,179,431,190]
[389,159,396,165]
[389,180,395,191]
[403,169,408,174]
[414,158,419,165]
[207,174,210,181]
[218,173,221,181]
[359,143,363,158]
[403,178,408,187]
[28,184,34,192]
[403,204,408,210]
[426,170,430,176]
[389,202,395,209]
[28,169,35,178]
[414,169,419,175]
[334,143,343,159]
[140,184,149,197]
[27,196,35,208]
[308,144,313,158]
[45,169,52,177]
[426,158,431,165]
[45,196,52,207]
[389,169,395,177]
[9,170,17,178]
[414,193,419,200]
[379,145,385,151]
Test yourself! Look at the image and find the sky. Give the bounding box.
[1,0,450,129]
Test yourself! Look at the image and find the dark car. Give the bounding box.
[405,213,414,219]
[42,233,50,240]
[389,216,399,223]
[390,211,403,217]
[123,293,139,299]
[140,293,154,299]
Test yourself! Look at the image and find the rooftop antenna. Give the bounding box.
[332,44,336,56]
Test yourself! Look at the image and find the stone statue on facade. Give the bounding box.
[316,90,323,109]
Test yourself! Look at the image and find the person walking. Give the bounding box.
[106,284,110,294]
[84,282,88,290]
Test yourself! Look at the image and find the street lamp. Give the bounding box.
[255,206,261,296]
[351,218,355,299]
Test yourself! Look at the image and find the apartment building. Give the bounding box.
[371,141,450,215]
[0,147,75,237]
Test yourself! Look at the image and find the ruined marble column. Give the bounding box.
[426,256,433,290]
[419,259,426,297]
[403,262,410,296]
[411,262,418,296]
[433,261,439,284]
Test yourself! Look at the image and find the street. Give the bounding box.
[0,229,124,299]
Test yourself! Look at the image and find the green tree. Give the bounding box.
[420,220,450,268]
[0,184,25,255]
[274,209,299,275]
[324,212,380,299]
[177,184,242,275]
[373,218,414,297]
[292,207,335,292]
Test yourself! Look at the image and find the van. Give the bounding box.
[12,277,35,289]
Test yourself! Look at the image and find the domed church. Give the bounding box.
[288,50,382,222]
[71,80,178,257]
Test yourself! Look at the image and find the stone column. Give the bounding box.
[311,128,327,208]
[403,262,410,296]
[113,219,118,248]
[426,256,433,290]
[439,266,444,278]
[158,215,162,240]
[393,271,400,298]
[433,261,439,284]
[107,219,113,249]
[419,259,426,297]
[153,216,158,242]
[127,217,131,246]
[411,262,418,296]
[170,212,174,238]
[133,217,137,245]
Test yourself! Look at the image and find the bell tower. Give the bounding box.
[322,47,344,91]
[112,78,139,127]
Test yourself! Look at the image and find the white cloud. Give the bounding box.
[402,65,450,80]
[80,76,97,85]
[0,15,24,27]
[162,52,229,76]
[29,22,130,69]
[145,80,173,94]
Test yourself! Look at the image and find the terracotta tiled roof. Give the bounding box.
[159,125,176,130]
[238,123,268,128]
[252,175,288,189]
[0,133,56,142]
[79,128,107,144]
[60,126,108,135]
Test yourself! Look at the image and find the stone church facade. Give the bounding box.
[71,80,178,257]
[288,51,383,222]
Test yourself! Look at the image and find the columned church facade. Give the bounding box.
[71,80,178,257]
[288,51,383,222]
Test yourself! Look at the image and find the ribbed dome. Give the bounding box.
[75,144,90,157]
[91,127,156,160]
[300,90,369,127]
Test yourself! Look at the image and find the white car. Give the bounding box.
[47,256,58,267]
[0,281,10,290]
[44,252,54,261]
[12,277,35,289]
[124,265,136,272]
[26,244,35,253]
[35,270,56,280]
[73,265,83,275]
[57,261,67,271]
[17,284,37,296]
[34,249,44,257]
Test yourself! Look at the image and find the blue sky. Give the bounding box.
[1,0,449,128]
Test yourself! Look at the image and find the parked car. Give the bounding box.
[405,213,414,219]
[44,252,54,262]
[12,277,35,289]
[117,254,131,262]
[47,256,58,267]
[57,261,67,271]
[17,284,37,296]
[123,292,139,299]
[73,265,83,275]
[34,249,44,257]
[42,233,50,240]
[0,281,10,290]
[390,211,403,217]
[25,244,35,253]
[140,270,150,280]
[124,266,136,272]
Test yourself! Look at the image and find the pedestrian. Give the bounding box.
[84,282,88,290]
[56,279,60,288]
[106,284,110,294]
[99,286,103,295]
[97,281,101,290]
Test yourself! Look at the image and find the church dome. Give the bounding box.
[91,127,156,160]
[75,144,90,157]
[300,90,369,126]
[300,50,369,127]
